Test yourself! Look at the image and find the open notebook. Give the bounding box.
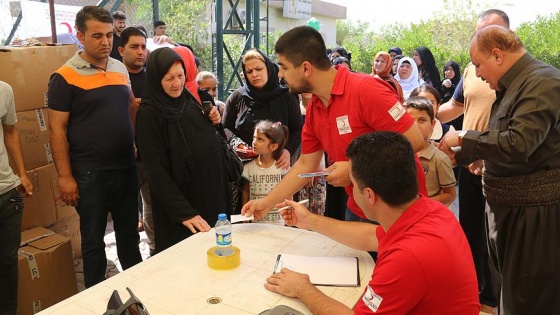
[274,254,360,287]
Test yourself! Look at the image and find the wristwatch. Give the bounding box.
[457,130,468,146]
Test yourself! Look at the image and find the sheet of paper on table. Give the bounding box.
[274,254,360,287]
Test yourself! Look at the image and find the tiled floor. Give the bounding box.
[73,219,151,292]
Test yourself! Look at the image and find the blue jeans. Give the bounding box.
[345,208,379,261]
[73,167,141,288]
[0,188,23,315]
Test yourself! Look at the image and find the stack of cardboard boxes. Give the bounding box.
[0,45,80,315]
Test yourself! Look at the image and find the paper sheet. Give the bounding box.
[231,214,254,224]
[274,254,359,287]
[297,171,331,179]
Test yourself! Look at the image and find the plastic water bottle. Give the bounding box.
[215,213,234,256]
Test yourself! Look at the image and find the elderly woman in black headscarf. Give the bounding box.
[223,48,301,212]
[135,47,231,254]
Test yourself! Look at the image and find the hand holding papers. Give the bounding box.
[297,171,331,179]
[273,254,359,287]
[232,200,308,224]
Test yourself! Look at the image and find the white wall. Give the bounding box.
[221,0,344,47]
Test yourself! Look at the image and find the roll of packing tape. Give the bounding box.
[207,246,241,270]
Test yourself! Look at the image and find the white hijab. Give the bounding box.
[395,57,422,100]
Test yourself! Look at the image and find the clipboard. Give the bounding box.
[273,254,360,287]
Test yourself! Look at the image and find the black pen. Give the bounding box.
[274,254,282,273]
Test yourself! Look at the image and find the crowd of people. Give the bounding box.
[1,5,559,315]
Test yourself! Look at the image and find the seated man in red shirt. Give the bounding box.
[266,131,479,314]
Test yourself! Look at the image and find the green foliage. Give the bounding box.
[335,19,377,74]
[337,0,560,74]
[221,33,247,92]
[336,17,475,75]
[336,0,482,75]
[516,12,560,68]
[124,0,560,93]
[126,0,212,69]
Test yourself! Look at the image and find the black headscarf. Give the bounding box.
[443,60,461,86]
[240,48,287,108]
[415,46,442,94]
[388,46,402,56]
[140,47,195,186]
[237,49,288,128]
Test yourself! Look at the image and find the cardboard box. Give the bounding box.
[21,164,78,230]
[9,108,53,171]
[48,213,81,259]
[47,164,76,220]
[17,227,78,315]
[21,165,56,230]
[0,45,77,112]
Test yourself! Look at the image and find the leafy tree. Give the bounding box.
[337,0,560,76]
[335,19,377,74]
[336,0,481,75]
[127,0,212,69]
[516,12,560,68]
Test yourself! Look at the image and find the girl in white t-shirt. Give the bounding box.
[242,120,289,224]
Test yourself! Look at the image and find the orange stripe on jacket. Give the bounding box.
[56,65,129,90]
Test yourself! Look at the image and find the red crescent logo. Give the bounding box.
[60,22,72,33]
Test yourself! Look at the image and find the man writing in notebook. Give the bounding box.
[265,131,479,314]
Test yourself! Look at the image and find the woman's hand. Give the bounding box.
[181,215,211,234]
[208,107,221,125]
[275,149,291,170]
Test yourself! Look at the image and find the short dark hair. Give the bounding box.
[346,131,418,208]
[76,6,112,34]
[120,27,147,48]
[404,96,435,121]
[112,10,126,21]
[478,9,510,28]
[135,25,148,36]
[275,26,331,70]
[154,20,166,28]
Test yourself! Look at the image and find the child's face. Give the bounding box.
[418,91,439,113]
[407,107,435,142]
[198,78,218,98]
[252,131,275,155]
